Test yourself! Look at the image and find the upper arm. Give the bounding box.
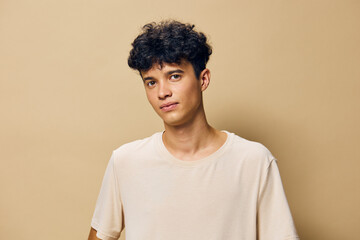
[90,152,124,239]
[88,227,101,240]
[257,159,299,239]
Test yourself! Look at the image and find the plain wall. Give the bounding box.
[1,0,359,239]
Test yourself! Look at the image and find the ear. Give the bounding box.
[199,68,211,92]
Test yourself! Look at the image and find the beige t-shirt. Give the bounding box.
[91,131,299,240]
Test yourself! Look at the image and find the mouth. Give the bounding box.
[160,102,178,112]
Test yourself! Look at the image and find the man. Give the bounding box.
[88,20,299,240]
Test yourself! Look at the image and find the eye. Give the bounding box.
[170,74,181,80]
[146,80,156,87]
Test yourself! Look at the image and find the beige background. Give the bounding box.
[1,0,359,239]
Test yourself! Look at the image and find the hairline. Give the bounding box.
[138,58,202,80]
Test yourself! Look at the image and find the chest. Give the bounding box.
[120,161,260,219]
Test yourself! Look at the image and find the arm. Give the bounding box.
[88,227,101,240]
[257,159,299,239]
[89,153,124,240]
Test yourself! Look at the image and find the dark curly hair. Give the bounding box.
[128,20,212,79]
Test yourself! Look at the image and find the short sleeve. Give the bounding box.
[257,159,300,240]
[91,152,124,240]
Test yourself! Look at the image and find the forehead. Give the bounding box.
[141,61,193,78]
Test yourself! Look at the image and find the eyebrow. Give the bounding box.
[142,69,184,82]
[168,69,184,75]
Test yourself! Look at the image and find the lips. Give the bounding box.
[160,102,178,112]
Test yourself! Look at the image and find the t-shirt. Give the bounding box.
[91,131,299,240]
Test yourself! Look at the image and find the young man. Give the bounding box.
[88,20,299,240]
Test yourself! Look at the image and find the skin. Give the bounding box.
[88,228,100,240]
[88,60,227,239]
[141,60,227,161]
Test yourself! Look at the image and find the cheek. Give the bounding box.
[183,84,201,101]
[145,91,151,101]
[145,91,157,107]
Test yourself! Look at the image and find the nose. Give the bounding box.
[158,81,172,100]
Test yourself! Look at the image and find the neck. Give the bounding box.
[162,107,220,160]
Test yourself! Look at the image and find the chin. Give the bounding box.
[162,115,192,127]
[162,118,183,127]
[159,114,181,126]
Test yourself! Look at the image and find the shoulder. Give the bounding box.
[111,132,161,165]
[226,131,276,167]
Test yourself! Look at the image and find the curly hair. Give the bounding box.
[128,20,212,78]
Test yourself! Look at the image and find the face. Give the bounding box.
[141,61,210,127]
